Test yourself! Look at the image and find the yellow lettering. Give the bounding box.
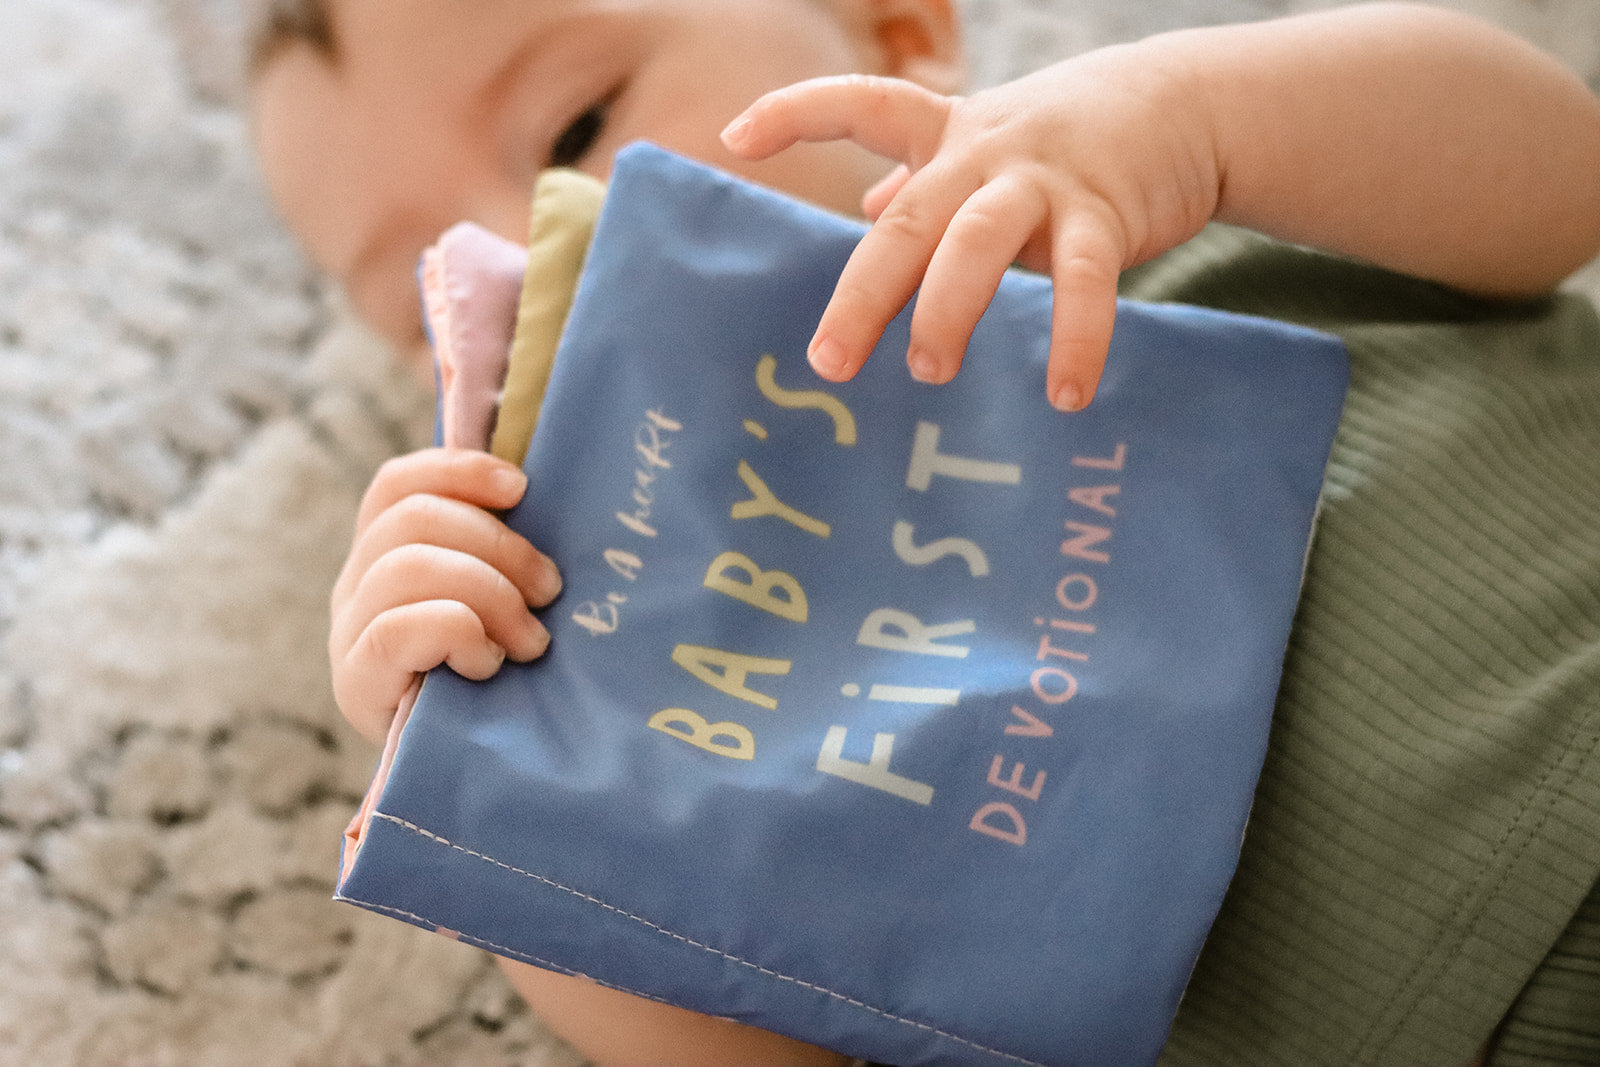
[648,709,754,761]
[671,643,791,710]
[755,354,857,445]
[731,460,831,538]
[704,551,807,623]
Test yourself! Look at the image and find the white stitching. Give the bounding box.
[364,810,1048,1067]
[333,894,677,1006]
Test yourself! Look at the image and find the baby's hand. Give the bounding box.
[329,448,561,743]
[721,45,1220,411]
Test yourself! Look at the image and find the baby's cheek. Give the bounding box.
[401,338,437,382]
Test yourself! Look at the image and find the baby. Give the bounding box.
[250,1,1600,1064]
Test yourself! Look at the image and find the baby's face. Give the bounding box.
[254,0,938,360]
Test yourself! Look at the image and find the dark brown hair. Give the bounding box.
[250,0,338,73]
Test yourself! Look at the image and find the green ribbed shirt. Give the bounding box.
[1116,228,1600,1066]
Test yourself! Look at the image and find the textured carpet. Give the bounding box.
[2,1,1596,1063]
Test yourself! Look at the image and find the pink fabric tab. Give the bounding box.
[421,223,530,450]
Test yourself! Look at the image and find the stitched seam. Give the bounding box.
[1354,709,1600,1061]
[367,810,1047,1067]
[334,894,677,1006]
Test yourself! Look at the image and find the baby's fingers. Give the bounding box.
[721,75,954,167]
[808,164,978,382]
[356,449,527,536]
[906,174,1049,384]
[335,601,506,743]
[330,542,550,740]
[340,493,560,613]
[1046,215,1124,411]
[336,542,550,666]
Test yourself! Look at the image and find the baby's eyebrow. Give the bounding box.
[474,33,548,115]
[250,0,338,73]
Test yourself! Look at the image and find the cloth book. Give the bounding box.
[336,142,1349,1067]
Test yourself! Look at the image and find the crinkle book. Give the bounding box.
[336,143,1349,1067]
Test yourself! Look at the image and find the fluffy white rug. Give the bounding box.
[2,1,1596,1062]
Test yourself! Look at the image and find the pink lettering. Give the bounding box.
[987,755,1046,801]
[1005,704,1053,738]
[1037,634,1087,663]
[1067,484,1119,516]
[1060,521,1111,563]
[1071,443,1126,470]
[1055,574,1098,612]
[970,802,1026,846]
[1030,666,1078,704]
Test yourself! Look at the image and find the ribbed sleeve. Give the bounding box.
[1493,880,1600,1065]
[1118,228,1600,1066]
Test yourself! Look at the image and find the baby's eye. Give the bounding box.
[549,96,613,168]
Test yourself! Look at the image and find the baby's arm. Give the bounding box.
[722,2,1600,411]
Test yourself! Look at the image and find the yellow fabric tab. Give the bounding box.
[489,168,607,465]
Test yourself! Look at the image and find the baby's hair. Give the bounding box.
[250,0,337,73]
[248,0,855,76]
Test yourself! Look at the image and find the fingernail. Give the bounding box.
[537,556,564,602]
[494,465,529,499]
[907,347,939,383]
[809,336,847,378]
[454,643,505,679]
[519,622,551,661]
[1052,383,1083,412]
[720,115,751,147]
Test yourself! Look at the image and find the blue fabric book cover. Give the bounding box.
[337,143,1349,1067]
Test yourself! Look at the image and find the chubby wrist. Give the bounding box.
[1068,30,1226,262]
